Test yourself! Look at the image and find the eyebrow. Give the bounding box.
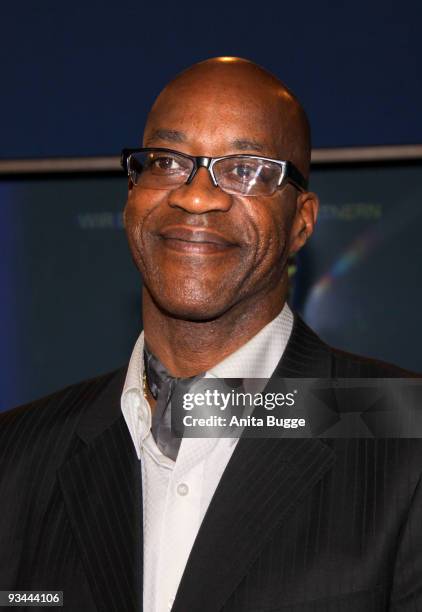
[144,129,187,145]
[230,138,267,153]
[144,130,268,154]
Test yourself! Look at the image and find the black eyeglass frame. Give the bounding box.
[120,147,308,195]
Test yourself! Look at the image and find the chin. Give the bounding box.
[150,288,234,322]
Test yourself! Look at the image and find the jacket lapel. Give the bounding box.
[58,368,142,612]
[172,313,336,612]
[56,313,335,612]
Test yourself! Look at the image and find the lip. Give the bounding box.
[156,225,238,254]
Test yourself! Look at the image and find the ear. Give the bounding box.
[288,191,319,255]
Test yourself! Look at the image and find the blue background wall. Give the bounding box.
[1,1,422,410]
[2,162,422,411]
[1,1,422,158]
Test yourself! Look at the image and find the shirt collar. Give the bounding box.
[207,302,293,379]
[121,302,294,447]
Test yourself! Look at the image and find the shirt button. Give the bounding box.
[177,482,189,496]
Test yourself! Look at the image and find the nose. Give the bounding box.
[167,167,233,214]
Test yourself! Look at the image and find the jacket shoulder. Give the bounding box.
[329,345,420,378]
[0,367,127,464]
[291,313,420,378]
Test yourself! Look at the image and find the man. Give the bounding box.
[1,57,421,612]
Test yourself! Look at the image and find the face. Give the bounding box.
[124,68,314,321]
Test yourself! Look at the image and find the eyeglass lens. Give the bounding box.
[128,150,284,196]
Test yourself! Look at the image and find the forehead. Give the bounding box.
[143,79,288,158]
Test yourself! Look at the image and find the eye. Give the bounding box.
[226,161,274,185]
[233,164,255,180]
[224,162,257,183]
[144,153,190,175]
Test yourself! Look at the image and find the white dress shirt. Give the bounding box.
[121,302,293,612]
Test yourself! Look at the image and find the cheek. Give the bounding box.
[123,198,152,276]
[124,200,142,248]
[248,207,292,268]
[125,190,161,223]
[124,191,163,245]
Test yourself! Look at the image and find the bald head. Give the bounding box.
[125,56,319,334]
[144,57,311,178]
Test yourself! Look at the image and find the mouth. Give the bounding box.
[156,225,239,254]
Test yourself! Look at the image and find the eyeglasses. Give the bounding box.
[120,147,308,197]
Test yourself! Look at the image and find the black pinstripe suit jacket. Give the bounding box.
[1,313,422,612]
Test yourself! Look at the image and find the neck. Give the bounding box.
[142,275,289,377]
